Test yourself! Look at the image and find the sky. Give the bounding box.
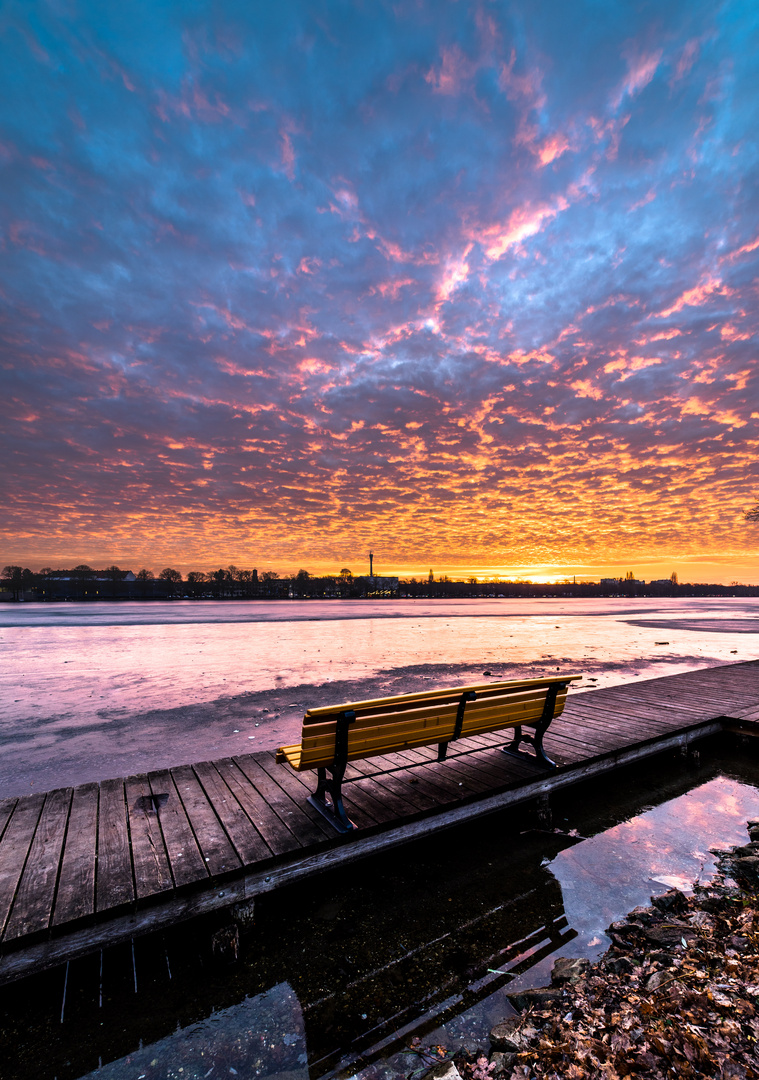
[2,0,759,583]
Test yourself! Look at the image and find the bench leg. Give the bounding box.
[308,765,355,833]
[501,685,562,770]
[502,720,556,770]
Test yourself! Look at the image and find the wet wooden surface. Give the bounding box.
[0,659,757,977]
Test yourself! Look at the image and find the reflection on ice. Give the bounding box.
[547,775,759,959]
[1,597,757,794]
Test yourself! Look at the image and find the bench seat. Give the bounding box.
[277,674,580,832]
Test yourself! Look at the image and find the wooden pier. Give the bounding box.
[1,660,758,986]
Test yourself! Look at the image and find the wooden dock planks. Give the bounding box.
[53,783,98,926]
[4,788,72,941]
[125,775,173,901]
[0,659,757,985]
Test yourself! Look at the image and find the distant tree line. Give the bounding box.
[0,564,368,601]
[3,563,759,601]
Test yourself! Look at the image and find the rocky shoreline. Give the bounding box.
[430,821,759,1080]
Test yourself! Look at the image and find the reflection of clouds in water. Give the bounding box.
[83,981,306,1080]
[549,777,759,959]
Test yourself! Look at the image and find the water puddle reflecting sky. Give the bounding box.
[2,748,757,1080]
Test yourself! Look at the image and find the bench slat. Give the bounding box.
[279,696,570,770]
[303,675,580,720]
[297,694,569,758]
[300,685,570,741]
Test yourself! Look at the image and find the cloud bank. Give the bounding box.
[1,1,758,578]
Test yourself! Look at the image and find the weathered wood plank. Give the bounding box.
[214,758,302,857]
[148,770,207,888]
[96,778,134,912]
[0,794,45,938]
[238,754,335,844]
[4,788,72,941]
[193,760,272,866]
[265,754,384,831]
[0,799,17,844]
[125,775,173,901]
[171,765,241,877]
[53,782,99,926]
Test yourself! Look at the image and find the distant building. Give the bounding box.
[355,575,399,596]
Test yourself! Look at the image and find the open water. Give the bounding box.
[0,597,757,794]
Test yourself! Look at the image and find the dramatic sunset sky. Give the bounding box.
[2,1,758,582]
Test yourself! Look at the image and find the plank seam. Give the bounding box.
[169,768,216,880]
[140,776,175,895]
[44,788,74,936]
[193,761,274,865]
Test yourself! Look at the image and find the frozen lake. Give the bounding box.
[0,597,757,795]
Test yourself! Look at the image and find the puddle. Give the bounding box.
[0,739,757,1080]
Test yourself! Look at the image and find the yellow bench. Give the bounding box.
[276,674,581,832]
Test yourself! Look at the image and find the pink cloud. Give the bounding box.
[571,378,604,400]
[436,246,472,303]
[471,198,568,260]
[603,355,663,380]
[537,133,572,166]
[612,50,662,110]
[720,323,751,342]
[376,236,437,265]
[370,277,416,299]
[280,130,295,180]
[671,39,700,85]
[656,274,726,318]
[628,188,656,212]
[424,44,475,96]
[722,236,759,263]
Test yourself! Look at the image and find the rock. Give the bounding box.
[733,843,759,858]
[629,905,654,922]
[489,1051,517,1077]
[651,889,688,914]
[731,855,759,883]
[747,824,759,842]
[644,969,671,992]
[490,1017,539,1052]
[699,894,730,913]
[607,919,637,936]
[643,922,697,947]
[551,957,590,985]
[507,986,563,1011]
[422,1062,463,1080]
[605,956,635,975]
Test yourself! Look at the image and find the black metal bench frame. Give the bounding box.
[308,682,567,833]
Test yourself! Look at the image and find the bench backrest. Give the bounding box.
[286,675,581,770]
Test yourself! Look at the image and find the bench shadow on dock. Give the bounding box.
[0,660,758,987]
